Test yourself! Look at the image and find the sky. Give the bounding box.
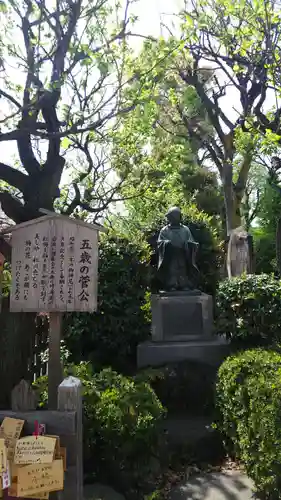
[133,0,181,41]
[0,0,275,220]
[0,0,182,166]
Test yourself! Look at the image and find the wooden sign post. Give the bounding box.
[49,312,63,410]
[3,213,104,409]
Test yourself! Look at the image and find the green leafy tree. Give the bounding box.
[0,0,150,242]
[121,0,281,244]
[111,40,222,228]
[120,37,258,241]
[179,0,281,235]
[253,171,281,273]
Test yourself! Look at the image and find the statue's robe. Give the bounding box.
[157,224,198,290]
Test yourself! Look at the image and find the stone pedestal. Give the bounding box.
[137,337,230,368]
[137,291,229,368]
[151,292,213,342]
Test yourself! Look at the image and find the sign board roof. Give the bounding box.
[2,213,105,234]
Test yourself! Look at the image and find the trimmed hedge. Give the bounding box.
[216,274,281,346]
[216,349,281,499]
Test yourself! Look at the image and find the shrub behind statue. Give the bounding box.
[216,274,281,347]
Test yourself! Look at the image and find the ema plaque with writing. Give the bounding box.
[8,214,102,313]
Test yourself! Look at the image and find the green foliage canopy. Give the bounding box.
[112,38,222,225]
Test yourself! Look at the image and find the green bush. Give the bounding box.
[88,367,165,468]
[34,363,166,494]
[216,274,281,346]
[63,236,151,373]
[216,349,281,499]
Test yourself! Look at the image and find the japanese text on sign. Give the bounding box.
[14,436,56,465]
[0,417,24,462]
[78,239,92,303]
[10,217,98,312]
[16,459,64,496]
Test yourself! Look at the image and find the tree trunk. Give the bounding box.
[222,162,235,235]
[223,177,252,278]
[0,99,65,408]
[223,180,244,233]
[0,297,37,409]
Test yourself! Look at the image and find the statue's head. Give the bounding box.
[166,206,181,225]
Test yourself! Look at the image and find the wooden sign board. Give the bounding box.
[9,484,50,499]
[17,459,64,496]
[56,447,66,471]
[0,439,7,473]
[8,482,17,497]
[0,418,24,461]
[27,493,49,499]
[14,436,56,465]
[0,418,24,440]
[8,215,100,312]
[44,436,59,455]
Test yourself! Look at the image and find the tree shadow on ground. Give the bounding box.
[168,471,259,500]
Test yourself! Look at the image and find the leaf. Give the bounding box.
[98,61,109,76]
[0,0,7,12]
[61,137,71,149]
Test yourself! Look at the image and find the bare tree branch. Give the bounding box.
[0,163,28,191]
[0,90,21,108]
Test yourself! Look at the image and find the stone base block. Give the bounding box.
[137,337,230,368]
[151,292,213,341]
